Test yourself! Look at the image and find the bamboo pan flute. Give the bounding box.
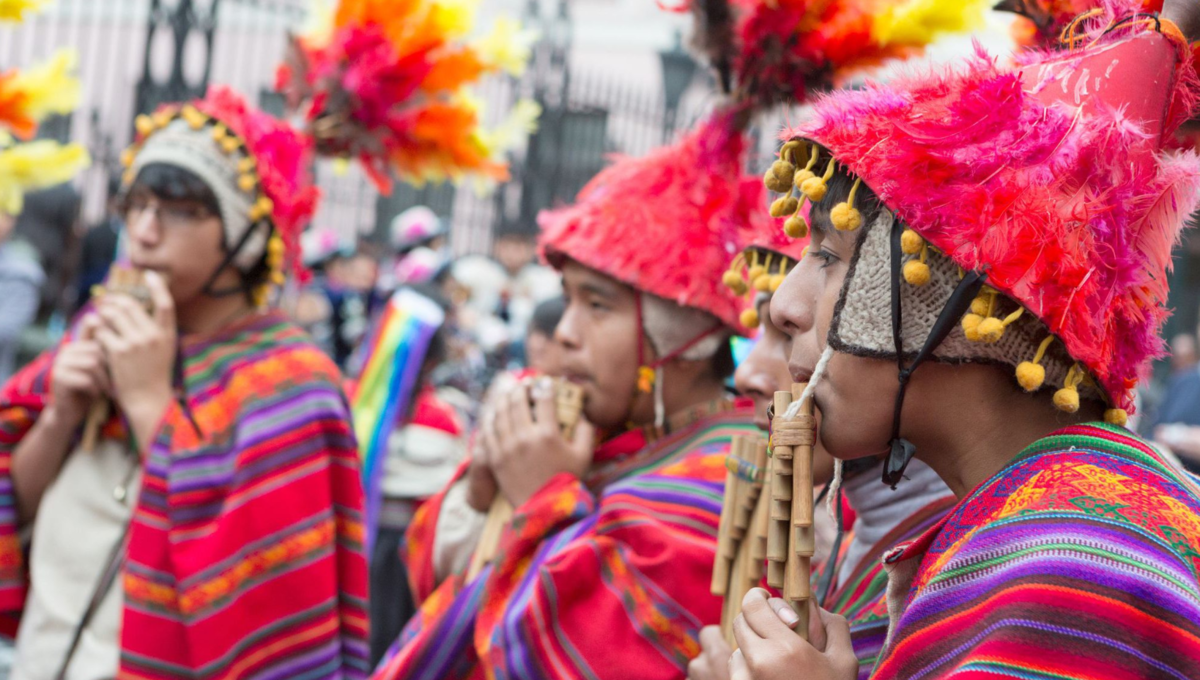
[466,379,585,581]
[713,382,814,646]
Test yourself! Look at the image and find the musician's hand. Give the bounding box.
[48,315,111,428]
[465,436,499,513]
[94,271,176,450]
[731,590,856,680]
[688,626,733,680]
[485,377,596,508]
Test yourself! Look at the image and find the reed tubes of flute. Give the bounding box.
[766,390,794,589]
[772,382,814,640]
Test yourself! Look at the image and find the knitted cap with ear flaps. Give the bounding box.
[766,20,1200,417]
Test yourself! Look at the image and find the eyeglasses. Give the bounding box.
[125,196,215,230]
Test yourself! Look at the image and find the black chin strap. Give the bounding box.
[884,219,986,488]
[200,220,270,299]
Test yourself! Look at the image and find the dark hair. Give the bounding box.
[808,155,883,234]
[128,163,223,218]
[529,296,566,338]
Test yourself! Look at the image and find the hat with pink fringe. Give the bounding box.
[763,6,1200,483]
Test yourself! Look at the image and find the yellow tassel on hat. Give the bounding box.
[220,136,241,154]
[801,157,836,202]
[211,124,228,142]
[1053,364,1083,414]
[135,114,156,137]
[723,268,747,295]
[120,147,136,169]
[249,195,274,222]
[1104,408,1129,427]
[900,229,923,255]
[770,195,800,218]
[793,144,820,190]
[181,105,206,130]
[1016,336,1054,392]
[830,177,863,231]
[740,307,760,329]
[769,273,785,292]
[961,313,983,342]
[238,157,256,174]
[746,251,765,283]
[238,173,257,193]
[784,213,809,239]
[151,109,174,129]
[903,242,931,286]
[764,168,791,194]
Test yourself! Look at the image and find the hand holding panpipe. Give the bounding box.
[80,266,154,452]
[465,378,585,581]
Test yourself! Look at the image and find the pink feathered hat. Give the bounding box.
[539,110,773,333]
[770,14,1200,417]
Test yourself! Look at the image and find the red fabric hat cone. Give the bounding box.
[539,110,773,333]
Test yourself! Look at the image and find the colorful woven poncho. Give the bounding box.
[375,406,757,680]
[0,312,370,679]
[872,424,1200,679]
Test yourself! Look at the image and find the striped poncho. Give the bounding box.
[873,423,1200,679]
[0,311,370,679]
[820,495,954,679]
[375,404,756,680]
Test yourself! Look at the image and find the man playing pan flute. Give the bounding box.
[0,88,368,680]
[373,112,761,680]
[731,3,1200,678]
[689,220,955,680]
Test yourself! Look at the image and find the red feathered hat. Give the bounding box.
[539,111,771,333]
[768,10,1200,419]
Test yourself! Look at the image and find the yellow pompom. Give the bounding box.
[1053,386,1080,414]
[903,260,931,286]
[1104,408,1129,427]
[740,307,760,329]
[764,170,790,194]
[754,274,772,292]
[723,270,745,292]
[211,124,227,142]
[830,202,862,231]
[120,147,136,168]
[770,159,796,182]
[900,229,923,255]
[181,105,206,130]
[970,296,989,316]
[784,214,809,239]
[238,157,257,174]
[220,136,241,154]
[747,265,766,282]
[270,270,287,286]
[267,236,285,258]
[769,273,785,292]
[135,114,155,137]
[961,313,983,342]
[151,110,174,129]
[1015,361,1045,392]
[770,196,800,218]
[793,168,816,190]
[238,173,257,192]
[800,177,827,202]
[977,317,1004,344]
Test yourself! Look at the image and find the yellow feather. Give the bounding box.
[872,0,989,47]
[0,141,90,214]
[9,50,82,122]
